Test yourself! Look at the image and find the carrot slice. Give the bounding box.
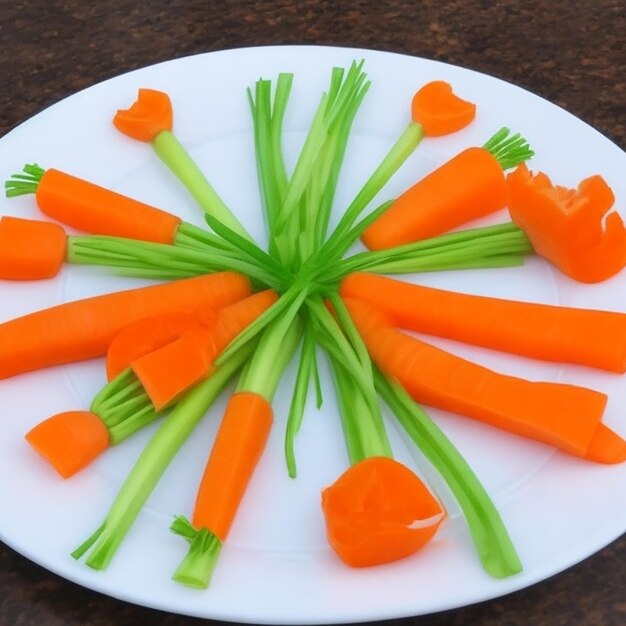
[0,216,66,280]
[340,272,626,373]
[106,311,203,381]
[192,392,273,540]
[113,88,173,142]
[25,411,110,478]
[361,147,506,249]
[411,81,476,137]
[507,164,626,283]
[321,456,445,567]
[343,297,623,461]
[0,272,250,380]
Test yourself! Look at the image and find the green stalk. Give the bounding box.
[151,130,253,242]
[72,346,251,569]
[375,372,522,578]
[483,127,534,170]
[5,163,45,196]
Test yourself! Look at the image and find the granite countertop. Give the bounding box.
[1,1,624,625]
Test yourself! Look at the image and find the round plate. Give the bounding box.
[0,45,625,624]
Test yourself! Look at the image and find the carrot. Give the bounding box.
[0,216,67,280]
[113,88,173,142]
[6,164,181,244]
[411,81,476,137]
[131,290,278,410]
[507,164,626,283]
[341,272,626,373]
[0,272,250,380]
[106,311,204,381]
[361,128,533,250]
[344,297,626,462]
[321,456,445,567]
[25,411,110,478]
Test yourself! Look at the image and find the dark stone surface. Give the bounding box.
[0,1,624,624]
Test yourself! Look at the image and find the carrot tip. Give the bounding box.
[584,423,626,464]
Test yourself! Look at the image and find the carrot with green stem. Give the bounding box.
[71,343,253,570]
[113,88,254,242]
[0,272,249,380]
[170,311,302,588]
[361,127,534,250]
[344,297,626,464]
[26,290,278,478]
[341,272,626,372]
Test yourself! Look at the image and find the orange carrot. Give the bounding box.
[341,272,626,373]
[192,392,273,540]
[0,216,67,280]
[106,311,204,381]
[361,147,507,249]
[0,272,250,380]
[25,411,110,478]
[411,81,476,137]
[131,290,278,410]
[344,297,626,462]
[113,88,173,142]
[321,456,445,567]
[507,164,626,283]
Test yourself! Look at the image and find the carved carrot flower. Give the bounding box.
[113,88,173,141]
[507,164,626,283]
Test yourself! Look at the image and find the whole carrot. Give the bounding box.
[0,272,250,380]
[361,128,533,250]
[343,297,626,464]
[340,272,626,373]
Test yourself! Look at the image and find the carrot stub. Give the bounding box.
[340,272,626,373]
[507,164,626,283]
[113,88,173,142]
[0,216,67,280]
[321,456,445,567]
[344,297,626,463]
[192,392,273,540]
[411,81,476,137]
[25,411,110,478]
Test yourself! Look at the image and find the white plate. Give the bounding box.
[1,45,625,624]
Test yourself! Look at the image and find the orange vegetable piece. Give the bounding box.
[0,272,250,380]
[192,392,273,540]
[411,81,476,137]
[321,457,445,567]
[344,297,625,462]
[507,164,626,283]
[361,147,505,249]
[340,272,626,373]
[36,169,181,244]
[113,88,173,142]
[25,411,110,478]
[0,216,67,280]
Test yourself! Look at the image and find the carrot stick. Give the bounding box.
[0,272,250,379]
[507,164,626,283]
[341,272,626,373]
[411,81,476,137]
[25,411,110,478]
[361,129,533,250]
[6,164,181,244]
[343,297,626,462]
[0,216,67,280]
[321,456,445,567]
[130,290,278,410]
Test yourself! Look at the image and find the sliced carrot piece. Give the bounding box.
[322,456,445,567]
[0,216,66,280]
[411,81,476,137]
[25,411,110,478]
[113,88,173,142]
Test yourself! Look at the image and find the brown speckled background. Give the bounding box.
[1,1,625,625]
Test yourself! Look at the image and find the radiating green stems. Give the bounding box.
[4,163,45,197]
[483,127,534,170]
[71,346,252,570]
[151,130,253,242]
[375,373,523,579]
[171,312,302,589]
